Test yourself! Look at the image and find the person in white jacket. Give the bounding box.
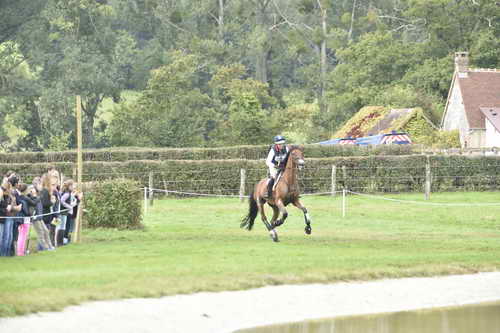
[264,135,289,199]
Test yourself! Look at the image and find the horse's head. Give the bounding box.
[288,146,305,170]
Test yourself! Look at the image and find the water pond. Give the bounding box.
[236,301,500,333]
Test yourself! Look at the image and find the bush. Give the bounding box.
[0,144,419,164]
[3,154,500,195]
[85,178,143,229]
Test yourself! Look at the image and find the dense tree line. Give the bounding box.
[0,0,498,150]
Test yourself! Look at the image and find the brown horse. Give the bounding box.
[241,145,312,242]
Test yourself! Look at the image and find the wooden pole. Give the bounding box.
[239,168,246,202]
[74,95,83,243]
[163,180,169,197]
[425,155,431,200]
[144,187,148,214]
[148,172,154,207]
[331,165,336,196]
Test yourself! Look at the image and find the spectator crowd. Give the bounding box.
[0,166,83,257]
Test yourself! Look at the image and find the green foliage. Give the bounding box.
[108,51,216,147]
[1,0,499,149]
[418,130,461,149]
[85,178,142,229]
[0,144,418,164]
[334,106,389,138]
[470,30,500,69]
[389,108,436,138]
[2,154,500,195]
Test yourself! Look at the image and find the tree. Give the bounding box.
[109,52,216,147]
[18,0,138,147]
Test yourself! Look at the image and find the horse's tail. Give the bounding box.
[240,191,259,231]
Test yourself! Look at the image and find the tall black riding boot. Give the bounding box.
[266,178,275,199]
[56,229,65,247]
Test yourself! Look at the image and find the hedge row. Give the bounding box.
[3,155,500,194]
[0,144,418,163]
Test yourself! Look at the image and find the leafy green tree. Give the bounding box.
[109,52,216,147]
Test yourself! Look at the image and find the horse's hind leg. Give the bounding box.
[258,201,278,242]
[293,200,312,235]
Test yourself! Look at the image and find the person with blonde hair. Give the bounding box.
[0,175,21,256]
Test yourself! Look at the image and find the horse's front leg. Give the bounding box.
[293,199,312,235]
[258,200,278,242]
[274,200,288,228]
[269,204,280,227]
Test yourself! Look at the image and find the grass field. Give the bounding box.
[1,192,500,317]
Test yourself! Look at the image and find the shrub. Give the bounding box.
[0,144,419,164]
[85,178,143,229]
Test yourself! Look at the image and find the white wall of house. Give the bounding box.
[468,129,486,148]
[485,120,500,147]
[442,78,470,146]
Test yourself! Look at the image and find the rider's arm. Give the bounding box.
[265,149,275,169]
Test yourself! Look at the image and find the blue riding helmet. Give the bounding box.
[274,135,286,144]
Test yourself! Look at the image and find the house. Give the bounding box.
[334,106,436,139]
[441,52,500,148]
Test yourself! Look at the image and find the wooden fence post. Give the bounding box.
[342,165,347,189]
[163,180,169,197]
[331,165,336,196]
[144,187,148,214]
[240,168,246,202]
[148,172,154,207]
[425,155,431,200]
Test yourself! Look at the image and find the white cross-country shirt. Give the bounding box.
[266,145,289,177]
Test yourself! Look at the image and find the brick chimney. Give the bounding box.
[455,52,469,78]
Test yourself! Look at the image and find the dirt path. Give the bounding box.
[2,272,500,333]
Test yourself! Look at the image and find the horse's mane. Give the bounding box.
[288,145,303,153]
[283,145,304,166]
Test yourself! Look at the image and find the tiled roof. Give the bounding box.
[458,70,500,128]
[481,107,500,132]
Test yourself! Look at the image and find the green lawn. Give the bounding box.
[1,192,500,317]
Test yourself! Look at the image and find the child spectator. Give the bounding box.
[40,174,57,248]
[57,179,77,246]
[65,188,82,245]
[9,174,22,255]
[16,184,32,256]
[0,176,21,256]
[31,183,53,251]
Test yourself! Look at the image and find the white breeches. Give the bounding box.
[269,166,278,178]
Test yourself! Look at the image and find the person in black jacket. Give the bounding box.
[40,174,57,248]
[31,183,53,251]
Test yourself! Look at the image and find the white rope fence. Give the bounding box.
[346,190,500,207]
[141,187,500,218]
[0,208,71,220]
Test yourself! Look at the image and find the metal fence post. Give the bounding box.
[331,165,336,196]
[240,168,246,202]
[425,155,431,200]
[148,172,154,206]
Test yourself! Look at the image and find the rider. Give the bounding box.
[265,135,289,199]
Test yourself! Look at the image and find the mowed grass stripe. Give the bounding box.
[1,192,500,317]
